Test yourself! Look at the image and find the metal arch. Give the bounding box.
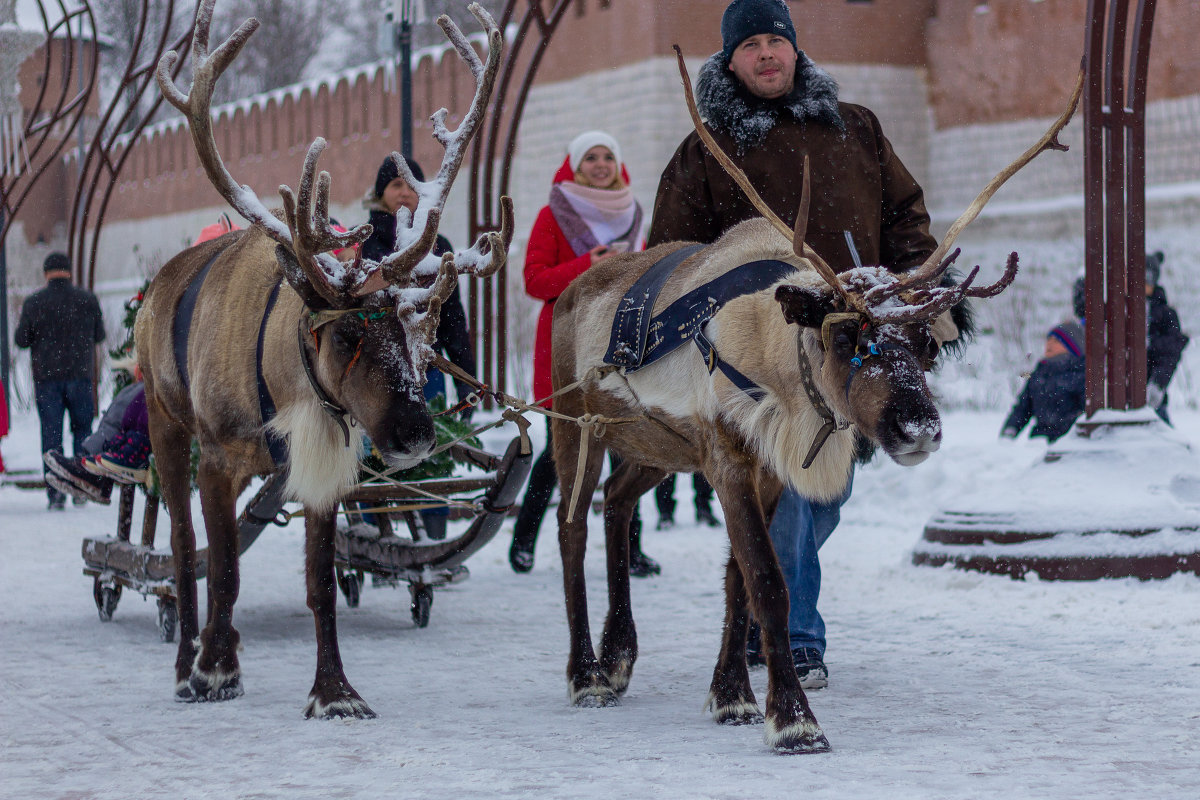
[1082,0,1157,415]
[71,2,194,290]
[466,0,575,400]
[0,1,97,260]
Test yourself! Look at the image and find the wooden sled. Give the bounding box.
[81,431,532,641]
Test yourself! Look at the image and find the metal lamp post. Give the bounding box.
[393,0,427,158]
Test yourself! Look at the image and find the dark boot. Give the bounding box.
[628,520,661,578]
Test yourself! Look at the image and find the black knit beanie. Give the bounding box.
[373,154,425,199]
[721,0,798,64]
[1145,250,1163,287]
[43,251,71,273]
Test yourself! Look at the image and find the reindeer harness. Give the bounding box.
[174,239,290,466]
[602,245,796,401]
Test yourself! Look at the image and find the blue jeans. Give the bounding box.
[767,468,854,655]
[35,379,95,501]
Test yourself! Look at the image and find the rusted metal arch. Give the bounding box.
[70,3,194,290]
[0,1,97,263]
[467,0,575,399]
[1083,0,1157,415]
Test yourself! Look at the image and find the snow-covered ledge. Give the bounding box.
[913,408,1200,580]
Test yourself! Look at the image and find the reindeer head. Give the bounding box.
[673,46,1082,467]
[158,0,512,467]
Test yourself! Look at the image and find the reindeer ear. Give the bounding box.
[775,284,832,328]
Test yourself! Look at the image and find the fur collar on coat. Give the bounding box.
[695,51,843,153]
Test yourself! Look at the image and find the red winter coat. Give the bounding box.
[524,157,635,405]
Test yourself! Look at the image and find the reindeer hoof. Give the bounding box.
[178,670,243,703]
[569,674,620,708]
[705,693,764,726]
[602,659,634,695]
[303,692,376,720]
[765,717,831,754]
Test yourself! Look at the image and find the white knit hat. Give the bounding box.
[567,130,622,173]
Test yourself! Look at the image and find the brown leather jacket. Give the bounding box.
[649,53,936,273]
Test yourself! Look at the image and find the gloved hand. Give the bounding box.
[1145,382,1165,409]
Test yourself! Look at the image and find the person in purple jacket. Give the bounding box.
[43,360,151,505]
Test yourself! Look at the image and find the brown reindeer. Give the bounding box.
[136,0,510,718]
[548,53,1084,752]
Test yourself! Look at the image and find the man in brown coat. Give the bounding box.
[648,0,939,688]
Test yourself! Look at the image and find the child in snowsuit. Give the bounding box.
[1001,320,1086,443]
[43,368,150,505]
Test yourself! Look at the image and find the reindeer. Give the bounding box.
[136,0,510,718]
[548,51,1084,753]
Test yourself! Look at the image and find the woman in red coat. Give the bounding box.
[508,131,659,577]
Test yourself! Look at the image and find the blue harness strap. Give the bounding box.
[256,279,288,466]
[604,244,705,368]
[173,247,228,391]
[604,254,798,377]
[174,249,288,467]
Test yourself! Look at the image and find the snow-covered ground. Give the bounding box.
[2,406,1199,799]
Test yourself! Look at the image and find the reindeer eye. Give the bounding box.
[832,329,856,356]
[331,324,364,354]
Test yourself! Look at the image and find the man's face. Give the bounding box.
[727,33,797,100]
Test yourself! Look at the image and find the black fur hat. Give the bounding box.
[373,154,425,200]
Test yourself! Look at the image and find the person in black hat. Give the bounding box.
[362,153,476,417]
[1071,250,1189,424]
[361,153,477,556]
[14,252,106,509]
[1142,251,1189,424]
[648,0,940,690]
[1001,320,1086,442]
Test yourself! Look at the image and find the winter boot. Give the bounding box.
[44,450,113,505]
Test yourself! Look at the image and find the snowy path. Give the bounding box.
[1,409,1198,799]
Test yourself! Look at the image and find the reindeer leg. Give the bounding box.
[598,462,667,695]
[705,553,762,725]
[185,457,246,702]
[552,415,611,707]
[707,442,829,753]
[303,505,374,719]
[149,405,204,702]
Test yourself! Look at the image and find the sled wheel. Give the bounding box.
[93,577,122,622]
[410,584,433,628]
[337,568,362,608]
[157,597,178,643]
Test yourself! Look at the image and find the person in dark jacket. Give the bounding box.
[1001,320,1086,442]
[1071,251,1189,424]
[14,252,105,509]
[363,153,477,415]
[1143,252,1189,424]
[648,0,938,689]
[362,153,476,551]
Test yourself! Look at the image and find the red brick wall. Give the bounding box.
[24,0,1200,229]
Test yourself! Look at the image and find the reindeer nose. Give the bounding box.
[885,415,941,467]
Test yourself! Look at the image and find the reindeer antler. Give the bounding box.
[157,0,371,308]
[867,68,1086,318]
[365,4,508,293]
[674,45,1083,325]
